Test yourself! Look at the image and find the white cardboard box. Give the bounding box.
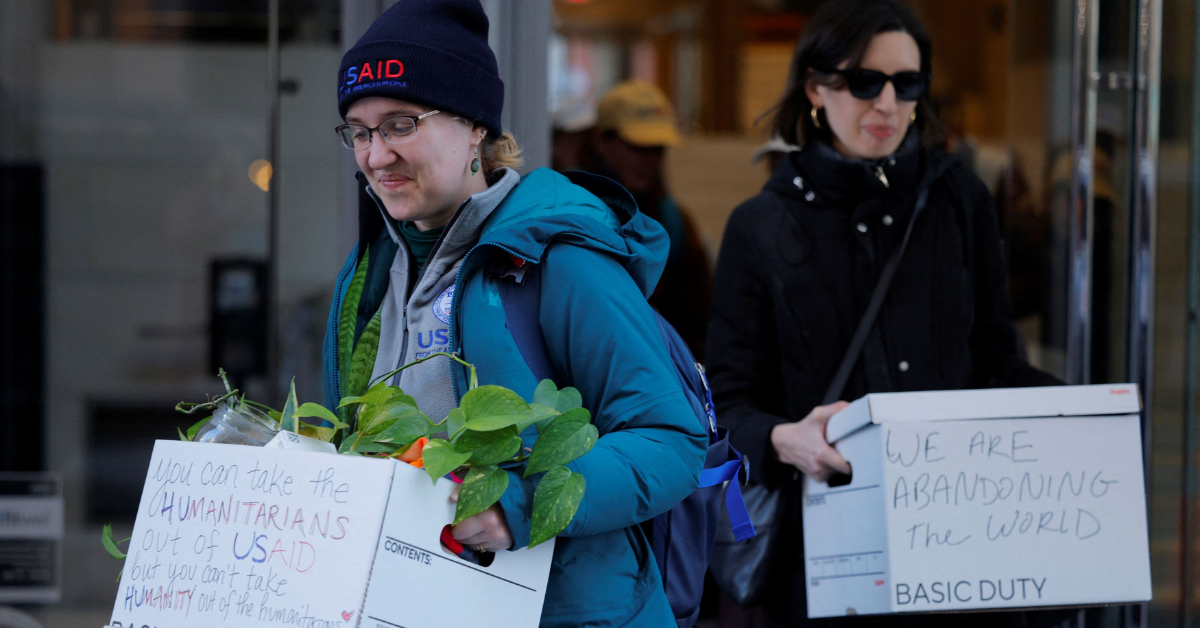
[801,384,1152,618]
[105,440,553,628]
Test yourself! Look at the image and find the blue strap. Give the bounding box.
[698,458,743,488]
[724,473,756,543]
[698,451,756,542]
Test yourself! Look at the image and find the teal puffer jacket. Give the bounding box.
[323,168,706,627]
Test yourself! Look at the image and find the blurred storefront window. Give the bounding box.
[53,0,340,44]
[1,2,344,625]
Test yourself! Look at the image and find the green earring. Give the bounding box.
[470,146,481,175]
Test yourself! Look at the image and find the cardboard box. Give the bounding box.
[801,384,1151,618]
[105,440,553,628]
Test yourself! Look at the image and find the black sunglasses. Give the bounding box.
[819,68,930,101]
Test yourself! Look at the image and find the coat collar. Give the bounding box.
[764,129,924,209]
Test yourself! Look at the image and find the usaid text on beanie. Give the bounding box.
[337,0,505,137]
[345,59,406,84]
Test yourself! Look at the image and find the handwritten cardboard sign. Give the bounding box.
[107,440,393,628]
[106,440,556,628]
[801,385,1151,617]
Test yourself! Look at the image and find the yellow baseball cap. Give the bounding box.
[596,80,681,147]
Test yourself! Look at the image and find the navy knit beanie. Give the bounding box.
[337,0,504,136]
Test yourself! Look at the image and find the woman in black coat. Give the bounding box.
[706,1,1060,626]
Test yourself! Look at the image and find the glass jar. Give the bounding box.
[193,400,279,446]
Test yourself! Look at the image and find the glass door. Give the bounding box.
[1001,1,1196,626]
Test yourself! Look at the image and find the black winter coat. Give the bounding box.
[709,134,1059,486]
[707,135,1061,626]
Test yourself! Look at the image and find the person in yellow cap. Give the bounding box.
[592,80,713,360]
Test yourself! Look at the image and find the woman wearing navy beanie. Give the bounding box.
[322,1,706,625]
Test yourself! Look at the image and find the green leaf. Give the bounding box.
[338,432,360,454]
[444,407,466,439]
[338,379,394,409]
[526,381,580,433]
[375,411,434,447]
[339,245,370,389]
[101,524,127,560]
[453,465,510,525]
[177,427,188,442]
[468,436,522,465]
[346,309,382,399]
[460,385,534,431]
[186,416,211,440]
[452,425,518,453]
[280,378,299,433]
[361,396,422,436]
[525,403,559,434]
[531,380,583,415]
[529,467,585,548]
[532,379,558,407]
[465,414,530,432]
[352,440,398,454]
[524,408,598,478]
[299,424,336,442]
[338,431,390,454]
[295,403,348,430]
[554,387,583,413]
[422,439,471,483]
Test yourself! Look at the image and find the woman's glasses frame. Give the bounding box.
[335,110,442,150]
[816,68,930,102]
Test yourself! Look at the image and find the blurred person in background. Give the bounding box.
[750,136,801,175]
[592,80,713,360]
[550,99,597,172]
[705,1,1061,626]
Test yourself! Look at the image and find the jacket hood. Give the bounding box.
[475,168,670,299]
[353,167,669,298]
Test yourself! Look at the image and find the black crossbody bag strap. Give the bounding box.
[820,160,956,405]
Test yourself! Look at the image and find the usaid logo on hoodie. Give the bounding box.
[433,286,454,325]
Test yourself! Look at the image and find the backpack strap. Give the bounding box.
[493,169,645,385]
[497,261,555,384]
[702,451,755,542]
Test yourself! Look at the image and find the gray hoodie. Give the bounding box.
[367,168,520,423]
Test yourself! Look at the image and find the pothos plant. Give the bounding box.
[336,352,598,548]
[103,355,596,559]
[104,245,595,565]
[172,368,351,442]
[326,246,596,545]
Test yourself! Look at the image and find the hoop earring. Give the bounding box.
[811,106,822,129]
[470,146,481,175]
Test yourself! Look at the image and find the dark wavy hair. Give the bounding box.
[769,0,945,149]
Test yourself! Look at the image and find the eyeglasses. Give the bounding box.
[819,69,930,101]
[334,110,442,149]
